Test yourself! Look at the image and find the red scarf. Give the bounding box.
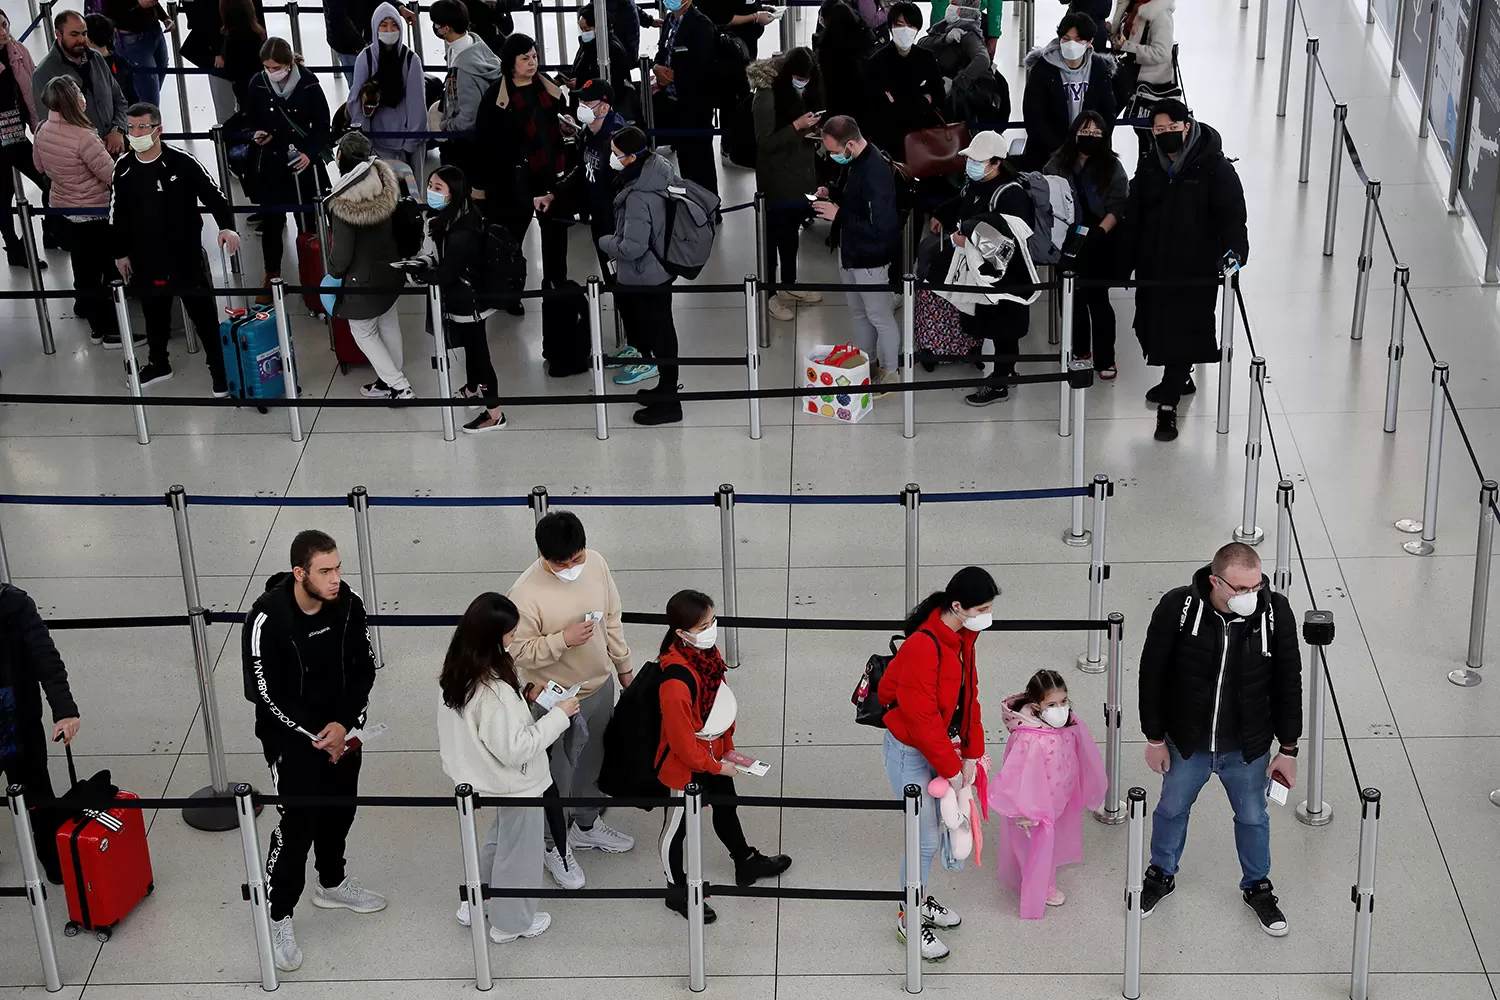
[676,640,728,723]
[1121,0,1147,41]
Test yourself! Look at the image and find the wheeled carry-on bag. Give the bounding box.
[218,249,295,408]
[54,744,154,941]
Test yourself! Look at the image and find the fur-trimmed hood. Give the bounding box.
[328,159,400,227]
[747,57,778,90]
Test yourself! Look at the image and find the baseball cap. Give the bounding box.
[577,78,614,105]
[957,130,1009,161]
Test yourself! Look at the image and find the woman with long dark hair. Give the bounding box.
[218,0,267,109]
[347,2,427,188]
[1046,111,1128,379]
[438,592,581,943]
[655,590,791,923]
[876,565,997,961]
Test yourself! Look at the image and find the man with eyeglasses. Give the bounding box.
[1136,541,1303,937]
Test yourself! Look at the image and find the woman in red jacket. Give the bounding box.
[656,589,791,922]
[877,565,998,962]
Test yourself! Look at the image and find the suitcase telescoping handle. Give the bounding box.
[56,732,78,787]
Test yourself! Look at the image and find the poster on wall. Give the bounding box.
[1398,0,1434,110]
[1427,0,1472,158]
[1458,0,1500,239]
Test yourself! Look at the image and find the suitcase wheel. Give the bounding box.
[64,922,79,937]
[256,406,268,415]
[95,927,111,943]
[339,362,349,375]
[146,881,155,896]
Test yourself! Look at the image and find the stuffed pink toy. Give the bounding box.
[927,776,974,859]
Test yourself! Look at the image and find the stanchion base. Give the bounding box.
[1402,539,1436,556]
[1448,668,1483,687]
[1294,800,1333,827]
[1076,652,1106,674]
[183,785,260,832]
[1233,525,1266,545]
[1092,802,1127,825]
[1062,529,1091,547]
[1488,789,1500,807]
[1394,518,1424,534]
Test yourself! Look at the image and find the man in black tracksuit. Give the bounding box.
[652,0,718,194]
[1137,542,1303,937]
[242,530,382,973]
[0,584,81,884]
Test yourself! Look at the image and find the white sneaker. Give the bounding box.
[767,294,794,322]
[896,916,949,961]
[570,820,635,853]
[270,916,302,971]
[543,845,586,889]
[312,876,388,913]
[456,900,472,927]
[786,289,823,304]
[490,911,551,943]
[920,895,961,928]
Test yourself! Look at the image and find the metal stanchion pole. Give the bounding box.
[1351,180,1382,340]
[1217,264,1238,435]
[1064,362,1091,545]
[409,0,425,61]
[112,281,151,445]
[1299,37,1320,183]
[287,0,303,56]
[267,279,303,441]
[349,486,384,669]
[1046,265,1060,346]
[1079,475,1112,672]
[534,1,549,69]
[1385,265,1408,432]
[685,782,706,993]
[1277,0,1297,116]
[754,193,770,345]
[902,272,916,439]
[1446,1,1483,211]
[1257,0,1270,59]
[456,784,493,991]
[716,485,740,668]
[7,786,62,993]
[594,0,610,82]
[13,175,54,355]
[1058,272,1074,437]
[743,276,762,440]
[167,3,191,132]
[1396,362,1447,554]
[903,484,920,612]
[640,57,657,148]
[1323,103,1347,256]
[166,480,202,612]
[1273,480,1294,594]
[1390,0,1407,77]
[1366,0,1375,22]
[0,519,11,584]
[1418,0,1439,138]
[183,606,239,830]
[1235,358,1268,544]
[1456,480,1497,682]
[1122,786,1146,1000]
[902,783,922,994]
[235,783,278,992]
[588,277,609,441]
[1349,788,1381,1000]
[1093,615,1126,824]
[428,284,457,441]
[1295,610,1335,827]
[529,485,550,525]
[39,0,55,50]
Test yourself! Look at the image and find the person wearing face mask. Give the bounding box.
[439,592,583,945]
[430,0,503,184]
[1137,543,1302,937]
[1019,12,1116,170]
[931,0,1002,58]
[862,2,943,160]
[651,0,719,194]
[322,0,416,85]
[655,589,792,923]
[876,566,998,962]
[810,0,876,128]
[508,512,636,889]
[917,1,1008,129]
[989,669,1106,919]
[348,4,428,187]
[1108,0,1178,163]
[575,79,629,278]
[1125,98,1247,442]
[565,5,635,118]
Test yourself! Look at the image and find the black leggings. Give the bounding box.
[0,141,46,250]
[257,210,312,276]
[765,199,807,287]
[1071,285,1116,368]
[449,317,499,408]
[618,281,679,394]
[963,300,1029,386]
[660,772,751,886]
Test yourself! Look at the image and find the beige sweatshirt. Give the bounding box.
[507,550,631,698]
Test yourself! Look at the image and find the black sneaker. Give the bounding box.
[634,401,683,425]
[665,894,717,924]
[101,331,147,351]
[734,850,792,886]
[1145,377,1196,404]
[1154,406,1179,442]
[211,372,231,398]
[964,385,1009,407]
[5,245,45,270]
[361,378,392,398]
[137,361,173,387]
[462,411,509,434]
[1139,864,1175,918]
[1242,880,1288,936]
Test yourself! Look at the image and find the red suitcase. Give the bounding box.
[332,317,368,374]
[55,748,154,941]
[296,230,327,318]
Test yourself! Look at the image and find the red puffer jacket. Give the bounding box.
[655,644,737,791]
[878,608,984,779]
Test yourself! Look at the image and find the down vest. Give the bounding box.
[1138,565,1303,763]
[32,113,114,210]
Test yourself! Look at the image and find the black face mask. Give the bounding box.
[1076,135,1105,156]
[1156,129,1186,154]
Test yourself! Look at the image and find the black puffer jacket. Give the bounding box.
[0,585,78,751]
[1138,565,1302,762]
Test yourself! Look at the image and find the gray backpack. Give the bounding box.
[999,173,1076,265]
[653,178,721,280]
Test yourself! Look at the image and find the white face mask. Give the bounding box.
[609,152,626,171]
[378,29,401,44]
[580,29,596,41]
[1227,591,1259,616]
[1060,39,1088,62]
[127,131,154,153]
[1040,704,1070,728]
[955,606,992,632]
[267,66,292,83]
[683,623,718,649]
[791,77,808,92]
[553,562,585,582]
[891,25,919,50]
[577,101,598,125]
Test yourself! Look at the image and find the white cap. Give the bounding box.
[957,130,1009,161]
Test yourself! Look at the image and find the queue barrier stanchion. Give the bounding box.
[530,485,550,524]
[1396,361,1447,554]
[1298,37,1319,183]
[1276,0,1296,116]
[1079,475,1112,673]
[111,280,151,445]
[429,282,457,441]
[588,276,609,441]
[903,783,922,994]
[1064,361,1092,546]
[350,485,385,669]
[7,786,63,993]
[455,784,493,991]
[744,276,763,440]
[903,484,920,613]
[1058,272,1074,438]
[13,171,55,356]
[168,485,203,608]
[235,783,279,991]
[167,2,192,133]
[267,279,304,442]
[686,782,707,993]
[640,57,657,148]
[1046,265,1061,347]
[39,0,56,51]
[211,127,249,292]
[1093,614,1126,824]
[1390,0,1407,77]
[1349,788,1381,1000]
[1234,357,1268,545]
[1456,480,1497,683]
[1323,103,1347,256]
[1272,480,1294,594]
[287,0,304,60]
[901,273,917,438]
[1384,265,1408,432]
[1216,263,1238,435]
[1350,179,1382,341]
[594,0,610,82]
[1295,610,1335,827]
[1122,786,1146,1000]
[184,605,241,830]
[1257,0,1270,59]
[533,1,549,70]
[409,0,425,61]
[717,484,740,668]
[754,194,770,347]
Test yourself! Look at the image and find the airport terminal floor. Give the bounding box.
[2,0,1500,997]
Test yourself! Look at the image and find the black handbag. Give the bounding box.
[851,630,938,728]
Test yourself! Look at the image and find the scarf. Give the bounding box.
[676,640,728,723]
[1121,0,1146,41]
[269,63,302,98]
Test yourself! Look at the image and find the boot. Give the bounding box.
[5,242,45,270]
[255,272,279,306]
[734,849,792,886]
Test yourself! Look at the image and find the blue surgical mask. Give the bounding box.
[791,77,808,91]
[664,0,683,12]
[964,158,987,181]
[830,148,852,164]
[580,29,595,41]
[426,189,448,210]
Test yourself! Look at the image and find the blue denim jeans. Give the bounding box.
[116,25,168,108]
[882,731,941,900]
[1150,743,1272,890]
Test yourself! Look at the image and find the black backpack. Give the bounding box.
[851,630,937,728]
[475,223,527,306]
[711,30,751,109]
[541,279,591,377]
[597,660,696,807]
[390,200,425,257]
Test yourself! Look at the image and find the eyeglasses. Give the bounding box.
[1212,575,1263,597]
[126,122,159,134]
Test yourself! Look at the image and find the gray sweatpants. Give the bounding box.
[481,805,544,936]
[840,265,900,371]
[544,674,616,848]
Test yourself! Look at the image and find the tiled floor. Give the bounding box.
[0,0,1497,997]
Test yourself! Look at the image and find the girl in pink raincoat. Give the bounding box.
[988,669,1107,918]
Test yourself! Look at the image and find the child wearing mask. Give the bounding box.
[988,669,1106,918]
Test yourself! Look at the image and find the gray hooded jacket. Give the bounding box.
[597,152,680,286]
[442,33,503,134]
[917,15,991,92]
